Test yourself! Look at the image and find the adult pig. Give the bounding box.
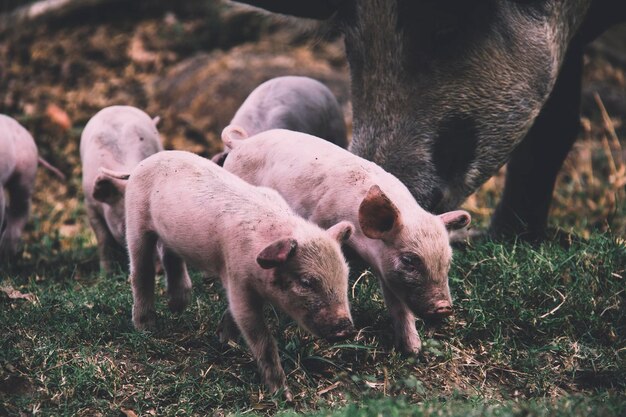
[236,1,626,241]
[125,150,354,397]
[222,126,470,354]
[0,115,38,256]
[80,105,162,273]
[212,75,346,165]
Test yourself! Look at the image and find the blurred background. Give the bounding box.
[1,0,625,257]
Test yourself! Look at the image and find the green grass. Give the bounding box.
[1,231,624,416]
[278,395,626,417]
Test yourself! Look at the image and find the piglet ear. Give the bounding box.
[439,210,471,231]
[358,185,401,240]
[93,174,125,205]
[326,221,354,243]
[221,125,249,150]
[256,238,298,269]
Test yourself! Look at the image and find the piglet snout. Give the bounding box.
[432,301,453,319]
[323,318,356,342]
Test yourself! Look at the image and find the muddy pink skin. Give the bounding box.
[125,150,354,397]
[0,115,39,257]
[80,105,162,273]
[212,76,346,166]
[222,126,471,354]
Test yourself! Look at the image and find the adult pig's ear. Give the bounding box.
[326,221,354,243]
[439,210,471,231]
[93,174,126,205]
[256,238,298,269]
[235,0,340,19]
[358,185,402,240]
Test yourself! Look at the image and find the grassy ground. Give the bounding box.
[279,396,626,417]
[1,222,625,415]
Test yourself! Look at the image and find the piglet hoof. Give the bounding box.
[268,386,293,403]
[283,388,293,403]
[396,337,422,356]
[132,309,157,331]
[168,289,191,314]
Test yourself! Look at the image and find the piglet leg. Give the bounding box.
[157,242,192,313]
[380,279,422,354]
[227,284,291,400]
[86,205,126,274]
[0,172,33,256]
[129,231,158,330]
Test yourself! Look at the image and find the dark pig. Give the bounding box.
[0,115,38,256]
[235,0,626,240]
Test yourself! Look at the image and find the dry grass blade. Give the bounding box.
[317,381,341,395]
[594,92,625,180]
[539,289,567,319]
[351,270,371,299]
[120,407,139,417]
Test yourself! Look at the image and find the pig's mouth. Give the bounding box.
[324,327,356,343]
[312,319,356,342]
[418,305,454,324]
[422,310,453,324]
[405,299,453,323]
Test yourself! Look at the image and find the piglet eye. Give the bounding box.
[400,254,423,271]
[299,276,314,289]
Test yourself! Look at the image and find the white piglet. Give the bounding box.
[124,150,355,397]
[80,105,162,273]
[212,76,346,165]
[0,115,39,256]
[222,126,471,354]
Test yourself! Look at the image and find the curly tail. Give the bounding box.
[38,157,66,180]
